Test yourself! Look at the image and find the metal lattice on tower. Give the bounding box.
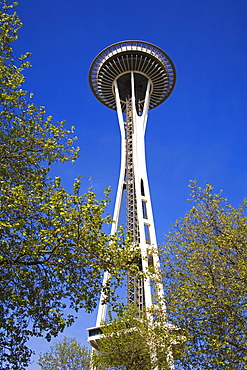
[87,41,176,352]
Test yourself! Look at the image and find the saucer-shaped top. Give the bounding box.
[89,41,176,112]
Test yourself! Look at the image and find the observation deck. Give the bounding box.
[89,40,176,113]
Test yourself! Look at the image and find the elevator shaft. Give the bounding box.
[125,96,145,311]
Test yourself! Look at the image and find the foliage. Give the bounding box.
[38,337,90,370]
[92,305,185,370]
[162,181,247,370]
[0,2,138,368]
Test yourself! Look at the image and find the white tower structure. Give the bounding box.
[87,41,176,348]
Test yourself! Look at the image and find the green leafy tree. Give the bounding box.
[0,2,137,369]
[162,181,247,370]
[92,305,184,370]
[38,337,90,370]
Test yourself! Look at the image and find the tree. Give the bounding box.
[91,305,184,370]
[38,337,90,370]
[0,2,137,368]
[162,181,247,370]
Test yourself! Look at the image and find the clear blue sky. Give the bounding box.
[13,0,247,367]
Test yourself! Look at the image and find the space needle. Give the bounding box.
[87,40,176,358]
